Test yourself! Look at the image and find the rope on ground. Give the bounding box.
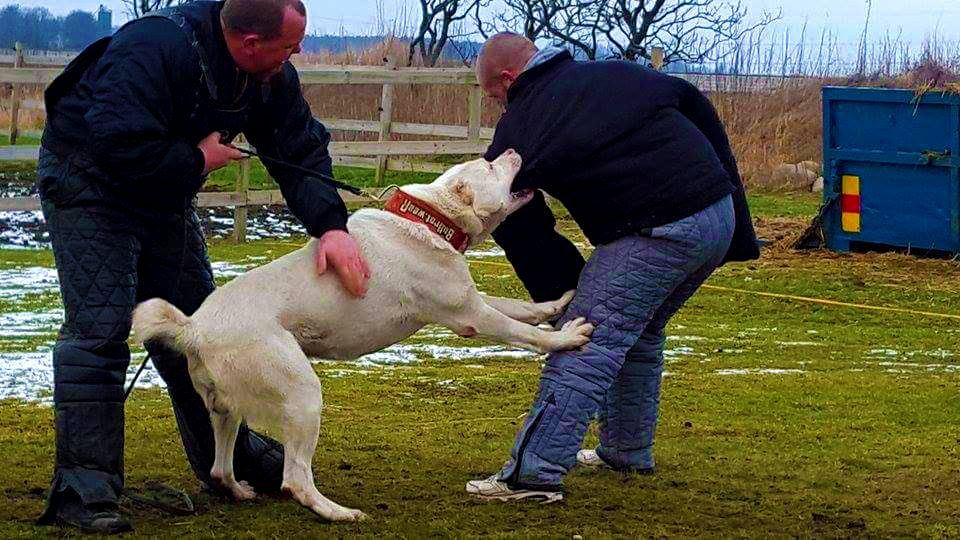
[395,415,525,428]
[467,259,960,321]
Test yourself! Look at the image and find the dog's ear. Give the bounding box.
[452,178,474,206]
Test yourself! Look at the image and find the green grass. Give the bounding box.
[746,192,821,219]
[0,134,41,146]
[205,160,437,192]
[1,195,959,537]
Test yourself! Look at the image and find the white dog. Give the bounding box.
[132,149,593,522]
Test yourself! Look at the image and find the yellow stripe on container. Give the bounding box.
[842,212,861,232]
[841,175,860,195]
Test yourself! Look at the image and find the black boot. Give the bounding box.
[37,399,131,534]
[149,347,285,493]
[48,488,132,534]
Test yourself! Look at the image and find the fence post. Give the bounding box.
[233,135,250,243]
[375,56,397,186]
[468,84,482,144]
[9,42,24,145]
[651,46,665,71]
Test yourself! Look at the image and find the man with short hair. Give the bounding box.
[466,33,760,502]
[37,0,369,533]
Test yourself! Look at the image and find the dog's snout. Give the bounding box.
[500,149,522,168]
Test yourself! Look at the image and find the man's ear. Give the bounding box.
[452,178,474,206]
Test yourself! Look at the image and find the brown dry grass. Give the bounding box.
[713,79,824,191]
[0,83,46,133]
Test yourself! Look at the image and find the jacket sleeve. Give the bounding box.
[675,78,760,262]
[485,131,585,302]
[246,64,348,238]
[83,19,206,200]
[490,190,585,303]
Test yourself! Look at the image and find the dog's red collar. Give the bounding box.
[383,190,470,252]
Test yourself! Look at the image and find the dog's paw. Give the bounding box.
[533,290,576,324]
[333,508,368,522]
[230,480,257,501]
[550,317,594,350]
[555,289,576,311]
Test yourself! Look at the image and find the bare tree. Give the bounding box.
[610,1,780,65]
[409,0,485,66]
[120,0,182,19]
[536,0,608,60]
[502,0,778,66]
[472,0,565,41]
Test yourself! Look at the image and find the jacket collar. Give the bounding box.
[507,49,574,104]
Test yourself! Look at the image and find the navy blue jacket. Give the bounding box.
[485,51,759,301]
[42,1,347,237]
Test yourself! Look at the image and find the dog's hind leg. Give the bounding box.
[209,408,256,500]
[281,409,366,522]
[267,332,367,522]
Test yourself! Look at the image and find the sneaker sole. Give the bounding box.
[577,461,656,475]
[576,456,655,475]
[471,491,564,504]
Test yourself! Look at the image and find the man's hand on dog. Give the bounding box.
[198,131,245,174]
[316,230,371,297]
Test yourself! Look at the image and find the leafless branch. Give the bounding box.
[409,0,485,66]
[495,0,779,66]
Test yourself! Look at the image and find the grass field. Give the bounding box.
[1,188,959,538]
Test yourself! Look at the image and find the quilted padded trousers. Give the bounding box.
[498,195,735,489]
[35,149,283,523]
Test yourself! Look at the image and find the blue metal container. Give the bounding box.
[821,86,960,254]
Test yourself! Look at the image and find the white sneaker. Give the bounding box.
[465,475,564,504]
[576,449,607,468]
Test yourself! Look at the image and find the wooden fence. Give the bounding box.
[0,45,496,241]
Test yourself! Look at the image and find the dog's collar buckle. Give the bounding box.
[383,191,470,252]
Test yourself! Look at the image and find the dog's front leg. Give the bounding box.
[481,290,576,325]
[438,295,593,354]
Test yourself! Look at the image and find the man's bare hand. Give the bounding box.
[198,132,244,174]
[315,230,371,298]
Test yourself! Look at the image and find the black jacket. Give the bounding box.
[486,51,760,302]
[42,1,347,237]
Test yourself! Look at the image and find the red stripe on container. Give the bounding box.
[841,194,861,214]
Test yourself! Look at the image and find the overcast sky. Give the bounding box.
[11,0,960,47]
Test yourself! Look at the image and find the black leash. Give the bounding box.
[124,354,152,401]
[233,146,365,196]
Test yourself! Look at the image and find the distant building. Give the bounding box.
[97,5,112,36]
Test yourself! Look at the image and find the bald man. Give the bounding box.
[466,33,759,502]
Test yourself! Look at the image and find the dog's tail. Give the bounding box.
[132,298,201,356]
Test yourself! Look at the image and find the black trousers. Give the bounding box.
[35,149,282,520]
